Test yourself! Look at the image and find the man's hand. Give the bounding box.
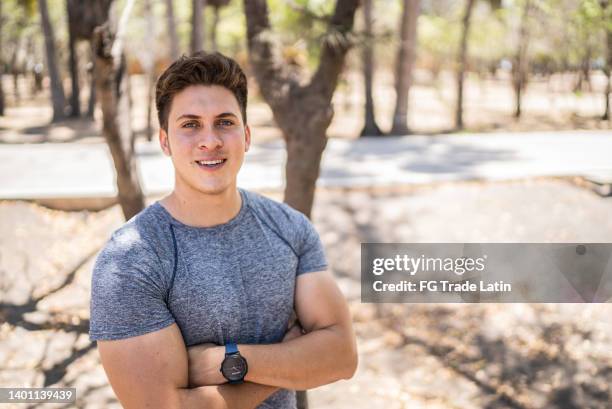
[187,343,226,387]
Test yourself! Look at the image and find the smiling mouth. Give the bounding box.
[195,159,227,170]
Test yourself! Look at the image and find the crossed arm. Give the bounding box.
[97,271,358,409]
[98,323,278,409]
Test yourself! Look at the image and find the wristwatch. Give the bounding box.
[220,343,248,384]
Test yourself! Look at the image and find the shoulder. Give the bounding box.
[96,203,172,267]
[242,189,325,261]
[242,189,310,228]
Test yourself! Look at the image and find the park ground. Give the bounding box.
[1,179,612,408]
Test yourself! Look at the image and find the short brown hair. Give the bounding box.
[155,51,248,132]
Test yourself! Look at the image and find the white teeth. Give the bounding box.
[197,159,224,165]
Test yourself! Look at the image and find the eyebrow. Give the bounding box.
[175,112,239,122]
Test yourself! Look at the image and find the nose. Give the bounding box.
[197,125,223,151]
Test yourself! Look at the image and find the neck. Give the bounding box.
[161,185,242,228]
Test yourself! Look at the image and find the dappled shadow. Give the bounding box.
[375,304,612,409]
[320,136,518,183]
[42,341,97,387]
[319,188,612,408]
[23,125,52,135]
[246,137,514,180]
[0,117,100,144]
[0,246,98,334]
[0,236,104,403]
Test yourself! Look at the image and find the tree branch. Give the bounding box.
[111,0,136,63]
[285,0,331,23]
[243,0,299,110]
[306,0,359,103]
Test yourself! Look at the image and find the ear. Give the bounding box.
[244,124,251,153]
[159,127,171,156]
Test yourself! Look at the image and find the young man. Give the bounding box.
[89,52,357,409]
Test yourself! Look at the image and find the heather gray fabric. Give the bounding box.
[89,189,328,409]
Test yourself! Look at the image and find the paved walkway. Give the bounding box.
[1,130,611,200]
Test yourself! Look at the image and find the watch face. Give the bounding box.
[222,354,247,381]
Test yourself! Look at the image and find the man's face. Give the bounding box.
[159,85,250,196]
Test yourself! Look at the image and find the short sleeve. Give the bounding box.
[296,214,328,276]
[89,230,175,341]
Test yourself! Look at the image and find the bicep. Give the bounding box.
[98,324,188,409]
[294,270,352,333]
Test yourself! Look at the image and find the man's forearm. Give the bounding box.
[186,271,359,391]
[179,382,278,409]
[240,324,357,390]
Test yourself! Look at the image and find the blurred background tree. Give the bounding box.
[244,0,360,218]
[38,0,66,121]
[390,0,420,135]
[191,0,205,53]
[93,0,145,220]
[0,1,5,116]
[209,0,231,51]
[164,0,181,59]
[359,0,384,136]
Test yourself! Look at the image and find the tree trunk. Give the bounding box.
[602,0,611,120]
[604,70,611,121]
[144,0,155,141]
[284,126,328,218]
[33,62,44,94]
[38,0,66,121]
[87,58,96,118]
[165,0,181,60]
[455,0,475,130]
[67,0,81,117]
[146,73,156,140]
[603,35,611,121]
[12,71,19,103]
[0,0,5,116]
[578,47,592,92]
[601,31,612,121]
[210,6,220,52]
[513,0,531,118]
[93,22,145,220]
[390,0,420,135]
[359,0,382,137]
[25,36,38,97]
[191,0,206,53]
[64,0,113,119]
[0,74,4,117]
[244,0,359,218]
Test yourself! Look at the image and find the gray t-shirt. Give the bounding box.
[89,189,328,409]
